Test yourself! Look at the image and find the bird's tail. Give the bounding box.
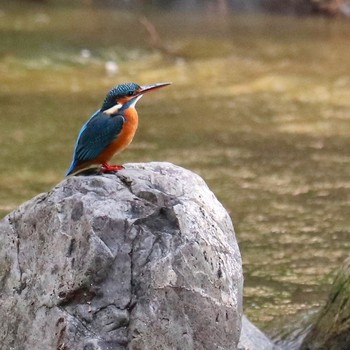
[66,161,102,177]
[65,160,77,177]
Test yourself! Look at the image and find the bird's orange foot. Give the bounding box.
[101,163,125,173]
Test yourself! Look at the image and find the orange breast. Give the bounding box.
[95,107,139,163]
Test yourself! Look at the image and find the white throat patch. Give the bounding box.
[103,95,143,115]
[104,103,123,115]
[130,94,143,108]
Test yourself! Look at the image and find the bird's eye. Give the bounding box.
[127,91,134,96]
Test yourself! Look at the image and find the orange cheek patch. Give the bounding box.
[118,96,129,104]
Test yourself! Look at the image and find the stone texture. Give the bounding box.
[0,162,243,350]
[238,316,280,350]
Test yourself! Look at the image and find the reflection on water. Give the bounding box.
[1,2,350,337]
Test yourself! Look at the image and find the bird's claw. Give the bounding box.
[101,163,125,173]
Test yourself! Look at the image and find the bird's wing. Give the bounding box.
[73,110,125,162]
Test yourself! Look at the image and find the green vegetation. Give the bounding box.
[301,258,350,349]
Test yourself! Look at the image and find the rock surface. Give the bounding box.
[0,162,243,350]
[238,316,280,350]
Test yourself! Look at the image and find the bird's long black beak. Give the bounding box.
[138,82,172,95]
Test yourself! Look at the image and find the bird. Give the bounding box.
[66,81,171,176]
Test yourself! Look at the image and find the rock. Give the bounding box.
[238,316,278,350]
[300,256,350,350]
[0,162,243,350]
[238,315,280,350]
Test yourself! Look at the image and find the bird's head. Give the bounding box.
[101,81,171,114]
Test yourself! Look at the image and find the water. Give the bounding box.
[1,1,350,339]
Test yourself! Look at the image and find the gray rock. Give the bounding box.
[238,315,280,350]
[0,162,243,350]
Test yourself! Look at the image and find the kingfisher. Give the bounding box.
[66,82,171,176]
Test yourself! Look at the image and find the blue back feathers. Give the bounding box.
[65,110,125,176]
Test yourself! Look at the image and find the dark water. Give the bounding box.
[1,1,350,339]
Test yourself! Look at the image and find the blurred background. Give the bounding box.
[1,0,350,344]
